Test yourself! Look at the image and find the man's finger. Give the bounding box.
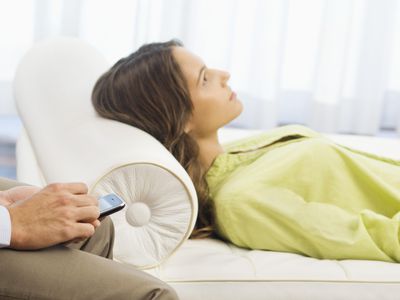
[91,219,101,228]
[46,182,89,195]
[75,206,100,223]
[71,194,98,207]
[73,223,96,240]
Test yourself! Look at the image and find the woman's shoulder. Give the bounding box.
[207,124,324,195]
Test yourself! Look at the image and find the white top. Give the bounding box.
[0,205,11,248]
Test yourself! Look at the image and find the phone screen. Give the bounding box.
[98,193,126,217]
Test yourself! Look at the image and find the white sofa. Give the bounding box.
[14,38,400,300]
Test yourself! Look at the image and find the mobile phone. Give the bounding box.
[98,193,126,218]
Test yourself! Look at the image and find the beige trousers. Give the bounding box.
[0,177,178,300]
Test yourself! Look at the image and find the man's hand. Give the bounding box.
[0,185,41,206]
[7,182,100,250]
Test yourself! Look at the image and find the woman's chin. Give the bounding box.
[235,98,244,116]
[228,101,244,124]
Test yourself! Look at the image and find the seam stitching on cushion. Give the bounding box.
[227,243,258,277]
[334,261,351,280]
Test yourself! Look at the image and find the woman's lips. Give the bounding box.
[230,92,237,101]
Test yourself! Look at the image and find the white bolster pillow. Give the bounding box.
[14,37,198,269]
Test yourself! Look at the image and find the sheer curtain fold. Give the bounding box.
[1,0,400,136]
[337,0,398,135]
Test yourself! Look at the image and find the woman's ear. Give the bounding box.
[184,120,193,134]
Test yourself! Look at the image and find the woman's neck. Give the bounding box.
[193,132,224,171]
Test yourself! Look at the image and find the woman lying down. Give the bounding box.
[92,39,400,263]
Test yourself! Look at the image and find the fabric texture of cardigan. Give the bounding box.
[206,124,400,262]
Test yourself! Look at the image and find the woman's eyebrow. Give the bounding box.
[196,65,206,86]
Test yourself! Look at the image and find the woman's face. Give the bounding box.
[173,47,243,138]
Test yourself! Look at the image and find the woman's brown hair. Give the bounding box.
[92,40,214,238]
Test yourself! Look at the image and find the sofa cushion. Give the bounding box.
[14,37,197,269]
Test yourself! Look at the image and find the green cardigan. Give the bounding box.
[206,125,400,262]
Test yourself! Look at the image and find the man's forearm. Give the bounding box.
[0,191,11,207]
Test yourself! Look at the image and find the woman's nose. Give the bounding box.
[220,70,230,85]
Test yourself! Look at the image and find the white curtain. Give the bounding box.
[1,0,400,136]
